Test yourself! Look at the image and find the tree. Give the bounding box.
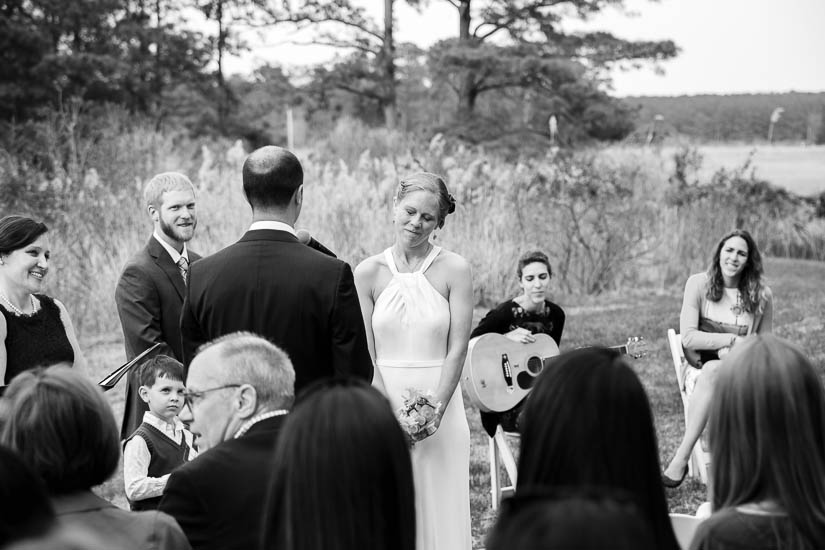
[194,0,289,132]
[278,0,425,129]
[0,0,212,125]
[432,0,678,124]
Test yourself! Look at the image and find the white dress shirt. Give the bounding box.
[123,411,197,502]
[153,231,190,264]
[248,220,297,236]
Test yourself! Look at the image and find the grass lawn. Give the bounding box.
[85,257,825,549]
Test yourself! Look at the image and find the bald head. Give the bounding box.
[242,146,303,211]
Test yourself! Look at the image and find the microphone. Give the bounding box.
[296,229,337,259]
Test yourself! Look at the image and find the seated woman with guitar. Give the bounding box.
[470,250,565,437]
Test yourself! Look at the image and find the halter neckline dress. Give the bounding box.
[373,245,471,550]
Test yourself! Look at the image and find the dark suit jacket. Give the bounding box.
[158,416,284,550]
[115,237,201,439]
[180,229,372,390]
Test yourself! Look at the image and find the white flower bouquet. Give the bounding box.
[397,388,442,446]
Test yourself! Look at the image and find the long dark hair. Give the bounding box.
[709,335,825,549]
[705,228,766,314]
[0,445,56,546]
[518,347,679,550]
[487,487,656,550]
[262,378,415,550]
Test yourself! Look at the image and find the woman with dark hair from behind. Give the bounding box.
[690,335,825,550]
[0,445,109,550]
[0,215,84,388]
[663,228,772,486]
[0,444,55,546]
[0,364,190,550]
[516,347,680,550]
[487,488,656,550]
[263,377,415,550]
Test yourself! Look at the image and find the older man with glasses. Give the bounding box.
[159,332,294,550]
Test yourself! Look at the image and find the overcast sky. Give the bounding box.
[224,0,825,97]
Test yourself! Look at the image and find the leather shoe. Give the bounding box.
[662,465,688,488]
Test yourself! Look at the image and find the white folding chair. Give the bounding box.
[489,427,519,510]
[667,328,711,484]
[670,513,705,550]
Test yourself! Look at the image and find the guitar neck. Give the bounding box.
[540,342,637,369]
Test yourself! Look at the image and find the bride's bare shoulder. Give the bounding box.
[434,248,471,273]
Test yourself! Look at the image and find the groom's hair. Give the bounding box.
[242,146,302,210]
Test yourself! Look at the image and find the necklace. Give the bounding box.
[0,291,35,316]
[729,289,745,320]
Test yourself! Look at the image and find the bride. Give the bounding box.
[354,172,473,550]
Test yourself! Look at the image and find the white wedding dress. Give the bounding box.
[373,246,472,550]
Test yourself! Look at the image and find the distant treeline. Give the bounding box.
[624,92,825,143]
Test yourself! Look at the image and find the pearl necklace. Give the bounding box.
[0,291,36,316]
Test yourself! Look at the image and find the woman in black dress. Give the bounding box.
[471,250,565,436]
[0,216,83,387]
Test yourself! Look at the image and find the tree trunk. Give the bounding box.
[457,75,477,123]
[382,0,396,130]
[458,0,471,40]
[216,0,228,133]
[456,0,475,122]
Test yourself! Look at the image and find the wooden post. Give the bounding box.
[286,107,294,150]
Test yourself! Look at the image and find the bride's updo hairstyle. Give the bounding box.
[395,172,456,229]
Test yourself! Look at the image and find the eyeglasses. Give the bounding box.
[182,384,241,408]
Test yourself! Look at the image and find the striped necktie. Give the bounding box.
[177,256,189,286]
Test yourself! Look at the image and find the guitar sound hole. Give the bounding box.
[526,356,543,375]
[517,372,536,390]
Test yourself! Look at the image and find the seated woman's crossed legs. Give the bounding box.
[664,359,722,482]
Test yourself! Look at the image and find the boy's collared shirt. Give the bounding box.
[123,411,197,502]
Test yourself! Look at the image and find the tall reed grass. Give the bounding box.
[2,114,822,338]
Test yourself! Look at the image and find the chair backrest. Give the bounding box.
[667,328,687,395]
[670,513,704,550]
[695,502,712,518]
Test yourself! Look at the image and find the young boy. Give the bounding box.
[123,355,197,511]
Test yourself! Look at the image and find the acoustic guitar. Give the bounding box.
[462,333,647,413]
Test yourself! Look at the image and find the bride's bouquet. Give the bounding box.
[397,388,442,446]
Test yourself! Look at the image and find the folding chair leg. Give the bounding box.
[495,430,518,498]
[489,428,518,510]
[489,435,501,510]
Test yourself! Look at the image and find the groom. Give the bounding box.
[179,146,373,391]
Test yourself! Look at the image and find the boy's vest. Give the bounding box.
[126,422,191,511]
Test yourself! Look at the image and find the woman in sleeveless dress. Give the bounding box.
[354,172,473,550]
[662,228,772,487]
[0,216,84,388]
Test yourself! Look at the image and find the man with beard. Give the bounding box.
[116,172,201,440]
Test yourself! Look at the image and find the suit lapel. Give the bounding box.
[147,238,186,300]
